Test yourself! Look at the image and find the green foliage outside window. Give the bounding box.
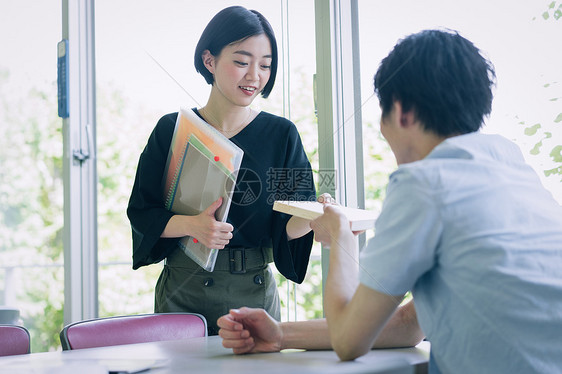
[0,71,64,352]
[523,2,562,182]
[539,1,562,20]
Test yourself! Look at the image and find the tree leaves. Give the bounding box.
[542,1,562,20]
[550,145,562,163]
[524,123,541,136]
[531,140,543,155]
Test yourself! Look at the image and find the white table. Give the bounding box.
[0,336,429,374]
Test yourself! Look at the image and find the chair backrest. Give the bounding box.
[0,325,31,356]
[59,313,207,350]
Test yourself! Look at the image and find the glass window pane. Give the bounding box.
[278,0,322,321]
[0,0,63,352]
[358,0,562,216]
[95,0,320,322]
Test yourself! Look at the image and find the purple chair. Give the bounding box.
[0,325,31,356]
[60,313,207,350]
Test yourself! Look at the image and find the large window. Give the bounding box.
[0,0,63,352]
[0,0,320,354]
[358,0,562,211]
[95,0,321,322]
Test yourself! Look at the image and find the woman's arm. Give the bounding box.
[286,216,311,240]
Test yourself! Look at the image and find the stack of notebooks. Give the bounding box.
[162,108,243,271]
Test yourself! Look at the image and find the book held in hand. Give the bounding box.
[273,200,378,231]
[162,107,243,271]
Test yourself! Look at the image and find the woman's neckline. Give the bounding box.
[194,108,261,139]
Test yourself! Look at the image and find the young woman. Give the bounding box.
[127,6,316,335]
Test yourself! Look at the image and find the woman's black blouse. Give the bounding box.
[127,110,316,283]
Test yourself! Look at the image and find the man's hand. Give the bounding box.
[310,205,350,246]
[286,193,336,240]
[217,307,283,354]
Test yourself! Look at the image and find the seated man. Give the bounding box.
[218,29,562,373]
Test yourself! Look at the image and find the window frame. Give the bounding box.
[62,0,98,324]
[314,0,365,302]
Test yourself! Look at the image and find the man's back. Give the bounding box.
[360,132,562,373]
[414,132,561,373]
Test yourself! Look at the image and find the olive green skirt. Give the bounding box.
[155,246,280,335]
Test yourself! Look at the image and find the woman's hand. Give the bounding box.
[317,192,336,205]
[161,197,233,248]
[191,197,234,248]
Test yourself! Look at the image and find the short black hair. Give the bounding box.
[194,6,278,98]
[374,29,496,136]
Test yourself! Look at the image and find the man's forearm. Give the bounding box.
[279,319,332,350]
[278,300,423,351]
[324,228,359,325]
[371,299,425,348]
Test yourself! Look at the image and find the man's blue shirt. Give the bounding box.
[360,132,562,373]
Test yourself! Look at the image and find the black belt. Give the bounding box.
[214,246,274,273]
[166,246,273,274]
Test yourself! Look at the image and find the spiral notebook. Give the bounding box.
[162,108,243,271]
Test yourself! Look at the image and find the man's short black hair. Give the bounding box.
[374,29,496,136]
[194,6,278,98]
